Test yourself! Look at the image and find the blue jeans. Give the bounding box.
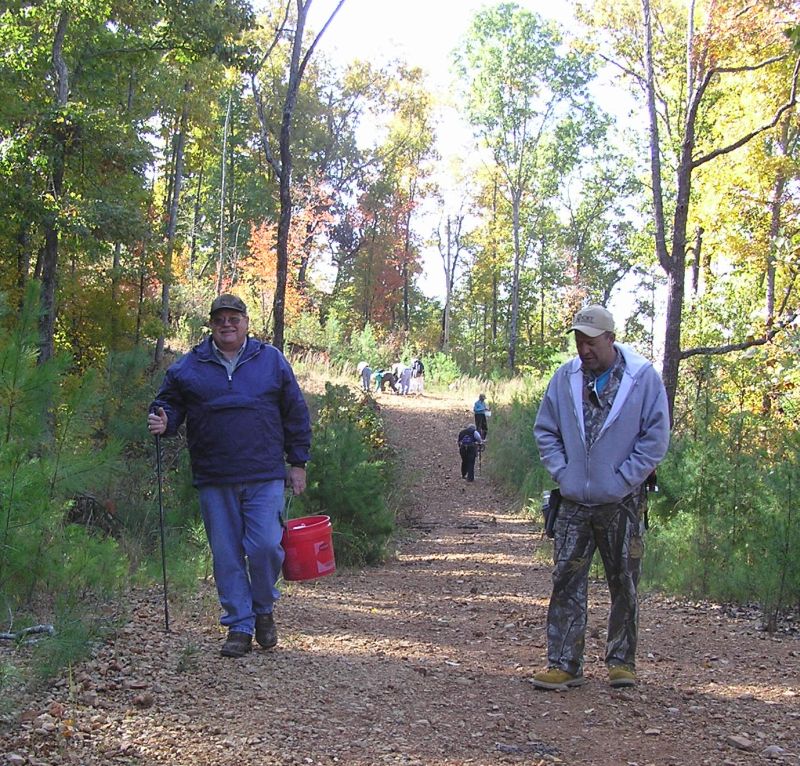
[198,480,285,634]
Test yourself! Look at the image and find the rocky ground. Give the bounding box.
[1,391,798,766]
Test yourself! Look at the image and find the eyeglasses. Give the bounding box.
[211,315,244,327]
[586,377,602,407]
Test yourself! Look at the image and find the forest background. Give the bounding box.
[1,0,799,683]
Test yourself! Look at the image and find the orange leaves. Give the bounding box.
[692,0,796,71]
[245,221,307,322]
[241,177,335,327]
[351,190,422,327]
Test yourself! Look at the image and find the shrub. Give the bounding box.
[0,285,125,609]
[294,383,394,566]
[483,377,551,518]
[645,420,800,626]
[424,352,462,387]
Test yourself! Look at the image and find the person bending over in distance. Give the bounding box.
[457,423,483,483]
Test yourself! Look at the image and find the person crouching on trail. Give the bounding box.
[532,305,670,691]
[147,294,312,659]
[380,370,399,393]
[458,424,483,482]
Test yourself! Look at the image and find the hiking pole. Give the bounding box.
[154,430,170,633]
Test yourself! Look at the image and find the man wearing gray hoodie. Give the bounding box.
[532,305,670,691]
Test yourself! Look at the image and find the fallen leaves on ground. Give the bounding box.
[1,391,798,765]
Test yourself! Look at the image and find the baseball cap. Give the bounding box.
[210,293,247,315]
[567,305,615,337]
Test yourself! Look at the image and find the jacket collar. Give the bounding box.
[195,335,261,362]
[567,343,652,442]
[567,343,649,378]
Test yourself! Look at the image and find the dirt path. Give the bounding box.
[3,391,798,765]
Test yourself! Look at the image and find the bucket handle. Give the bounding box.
[279,493,293,530]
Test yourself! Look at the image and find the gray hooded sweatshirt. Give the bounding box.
[534,343,670,506]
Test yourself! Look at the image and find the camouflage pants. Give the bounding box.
[546,487,646,675]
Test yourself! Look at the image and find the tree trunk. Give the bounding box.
[642,0,800,420]
[690,226,703,295]
[491,179,499,343]
[155,88,190,365]
[110,242,122,349]
[482,303,488,373]
[15,221,31,303]
[539,264,545,345]
[272,2,310,351]
[253,0,346,349]
[135,256,146,347]
[298,220,314,286]
[766,118,791,321]
[402,210,412,333]
[38,10,70,364]
[217,91,233,294]
[507,192,522,373]
[642,0,685,422]
[273,148,293,349]
[442,217,452,353]
[228,109,236,236]
[190,152,205,280]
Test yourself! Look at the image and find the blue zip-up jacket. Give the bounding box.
[534,343,670,506]
[151,337,311,487]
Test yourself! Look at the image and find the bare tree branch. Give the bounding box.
[777,270,798,317]
[251,74,281,177]
[255,0,292,73]
[598,52,646,86]
[641,0,670,271]
[679,310,798,359]
[692,55,800,168]
[298,0,347,82]
[733,3,759,20]
[0,625,56,642]
[712,54,789,76]
[250,1,293,177]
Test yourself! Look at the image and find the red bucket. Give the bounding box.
[281,515,336,581]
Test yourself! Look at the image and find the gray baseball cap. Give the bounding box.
[210,293,247,316]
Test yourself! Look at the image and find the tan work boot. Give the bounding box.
[532,667,586,690]
[608,664,636,688]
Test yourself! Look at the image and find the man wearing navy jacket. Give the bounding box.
[148,294,312,658]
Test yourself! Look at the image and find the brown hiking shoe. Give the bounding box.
[532,667,586,690]
[608,664,636,688]
[255,613,278,649]
[221,630,252,658]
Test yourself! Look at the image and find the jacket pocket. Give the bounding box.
[559,458,632,505]
[557,460,585,503]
